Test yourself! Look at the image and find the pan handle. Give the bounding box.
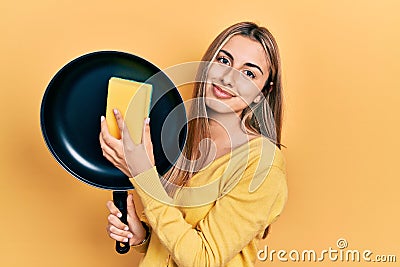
[113,191,130,254]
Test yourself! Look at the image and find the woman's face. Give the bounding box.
[205,34,270,115]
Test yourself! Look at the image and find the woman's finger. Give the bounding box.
[106,200,122,218]
[121,118,135,153]
[100,116,120,148]
[100,120,124,159]
[109,232,130,243]
[107,225,133,238]
[108,213,129,231]
[100,116,111,136]
[99,145,118,167]
[142,118,150,145]
[126,194,139,221]
[99,134,114,156]
[142,118,155,165]
[113,108,125,133]
[100,133,131,177]
[100,134,123,161]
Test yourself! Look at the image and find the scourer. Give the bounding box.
[106,77,152,144]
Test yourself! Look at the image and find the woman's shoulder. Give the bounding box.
[241,136,287,194]
[245,136,286,172]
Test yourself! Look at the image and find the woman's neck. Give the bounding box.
[207,109,250,150]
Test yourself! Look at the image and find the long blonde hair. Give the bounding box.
[163,22,284,190]
[161,22,284,239]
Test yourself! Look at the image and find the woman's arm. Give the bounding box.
[100,109,287,262]
[130,161,287,266]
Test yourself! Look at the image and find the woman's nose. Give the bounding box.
[221,66,235,87]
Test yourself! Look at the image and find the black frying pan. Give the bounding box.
[40,51,187,254]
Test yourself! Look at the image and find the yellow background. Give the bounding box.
[1,0,399,266]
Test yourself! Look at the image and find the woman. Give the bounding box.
[100,21,287,266]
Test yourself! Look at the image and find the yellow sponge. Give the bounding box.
[106,77,152,144]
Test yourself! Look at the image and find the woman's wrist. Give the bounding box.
[131,222,150,246]
[128,162,153,177]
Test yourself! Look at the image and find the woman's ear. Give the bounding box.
[253,94,262,104]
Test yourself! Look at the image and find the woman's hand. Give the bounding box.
[116,109,155,177]
[106,193,147,246]
[99,112,131,177]
[99,108,155,177]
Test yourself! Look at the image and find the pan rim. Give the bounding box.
[40,50,186,191]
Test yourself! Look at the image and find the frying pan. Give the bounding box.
[40,51,187,254]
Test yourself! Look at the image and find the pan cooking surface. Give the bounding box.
[40,51,187,190]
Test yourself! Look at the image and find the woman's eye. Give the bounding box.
[217,56,230,65]
[243,70,255,79]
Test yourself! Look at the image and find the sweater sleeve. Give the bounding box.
[129,161,287,267]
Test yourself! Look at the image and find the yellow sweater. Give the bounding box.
[129,137,288,267]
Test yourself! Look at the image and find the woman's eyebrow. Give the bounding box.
[220,49,234,60]
[245,62,264,75]
[220,49,264,75]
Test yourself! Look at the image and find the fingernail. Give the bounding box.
[124,226,129,231]
[117,213,122,218]
[144,117,150,124]
[128,233,133,238]
[123,238,128,242]
[113,109,118,115]
[101,116,105,122]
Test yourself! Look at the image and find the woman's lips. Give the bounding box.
[212,84,235,99]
